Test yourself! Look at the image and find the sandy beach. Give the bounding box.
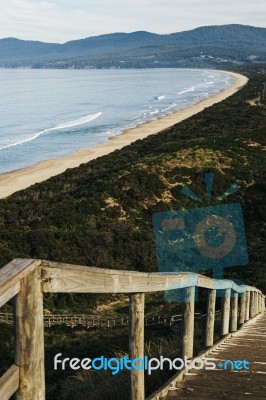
[0,71,248,199]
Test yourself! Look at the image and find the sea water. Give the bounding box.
[0,68,233,173]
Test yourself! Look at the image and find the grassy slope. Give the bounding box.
[0,66,266,399]
[0,66,265,292]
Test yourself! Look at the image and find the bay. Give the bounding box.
[0,68,232,173]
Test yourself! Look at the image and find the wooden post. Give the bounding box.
[245,291,250,321]
[256,292,259,315]
[182,287,195,359]
[250,291,255,318]
[221,289,230,336]
[253,292,256,317]
[129,293,145,400]
[230,292,238,332]
[254,292,257,316]
[15,267,45,400]
[239,293,246,326]
[205,289,216,347]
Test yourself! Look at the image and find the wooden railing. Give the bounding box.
[0,311,221,329]
[0,258,265,400]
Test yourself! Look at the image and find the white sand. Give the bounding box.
[0,71,248,199]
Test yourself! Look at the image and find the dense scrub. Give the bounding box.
[0,66,265,399]
[0,66,265,290]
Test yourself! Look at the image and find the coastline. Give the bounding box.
[0,70,248,199]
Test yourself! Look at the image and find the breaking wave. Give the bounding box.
[0,112,102,151]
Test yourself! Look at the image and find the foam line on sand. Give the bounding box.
[0,71,248,199]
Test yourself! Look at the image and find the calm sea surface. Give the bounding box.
[0,68,232,173]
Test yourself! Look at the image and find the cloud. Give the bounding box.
[0,0,265,43]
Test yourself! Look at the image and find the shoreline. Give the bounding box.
[0,70,248,199]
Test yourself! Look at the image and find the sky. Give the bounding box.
[0,0,265,43]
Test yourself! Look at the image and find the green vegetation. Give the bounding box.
[1,25,266,68]
[0,66,265,289]
[0,65,265,399]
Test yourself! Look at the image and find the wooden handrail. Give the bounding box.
[40,260,263,294]
[0,259,263,296]
[0,311,220,328]
[0,365,19,399]
[0,258,265,400]
[0,259,41,308]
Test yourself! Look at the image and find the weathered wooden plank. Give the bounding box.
[0,259,41,288]
[253,292,256,316]
[41,261,195,293]
[262,295,265,311]
[182,287,195,359]
[205,289,216,347]
[0,259,262,297]
[0,259,41,308]
[0,282,20,309]
[221,289,231,336]
[259,294,263,313]
[0,364,19,400]
[147,310,266,400]
[245,291,250,321]
[15,268,45,400]
[250,291,255,318]
[258,293,261,313]
[160,312,266,400]
[239,293,246,326]
[42,261,263,295]
[230,292,238,332]
[129,293,145,400]
[0,258,263,400]
[258,294,262,313]
[198,276,245,292]
[253,291,257,316]
[197,276,262,294]
[254,292,258,315]
[244,286,262,294]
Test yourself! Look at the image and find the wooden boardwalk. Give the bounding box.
[0,259,264,400]
[0,311,220,329]
[165,312,266,400]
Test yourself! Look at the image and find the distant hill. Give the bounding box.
[0,24,266,68]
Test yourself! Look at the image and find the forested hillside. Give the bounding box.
[0,66,265,291]
[0,24,266,68]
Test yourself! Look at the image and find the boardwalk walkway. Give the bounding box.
[0,259,264,399]
[0,311,219,329]
[166,312,266,400]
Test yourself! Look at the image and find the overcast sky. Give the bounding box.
[1,0,265,43]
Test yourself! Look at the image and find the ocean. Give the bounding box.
[0,68,233,174]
